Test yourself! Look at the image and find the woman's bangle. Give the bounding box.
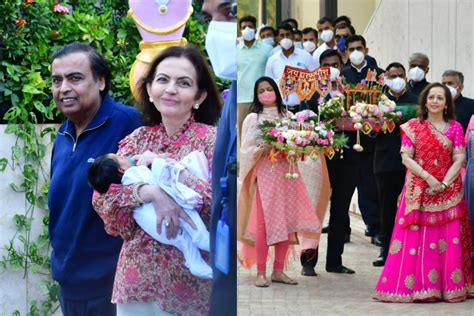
[132,182,147,204]
[441,181,449,188]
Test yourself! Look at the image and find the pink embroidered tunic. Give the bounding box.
[93,119,215,315]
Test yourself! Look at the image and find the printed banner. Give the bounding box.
[279,65,332,101]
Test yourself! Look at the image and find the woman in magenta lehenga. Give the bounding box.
[237,77,329,287]
[374,83,474,303]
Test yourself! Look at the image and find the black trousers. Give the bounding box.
[357,152,380,234]
[375,171,405,253]
[325,157,360,268]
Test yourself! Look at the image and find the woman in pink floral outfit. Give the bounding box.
[93,45,221,315]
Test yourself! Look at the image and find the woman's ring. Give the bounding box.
[164,220,170,227]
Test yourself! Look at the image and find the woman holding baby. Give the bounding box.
[92,45,221,315]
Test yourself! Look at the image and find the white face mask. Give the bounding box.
[408,66,425,82]
[241,27,255,41]
[385,77,406,93]
[329,67,340,82]
[303,41,316,53]
[447,85,458,98]
[262,37,274,46]
[349,50,365,65]
[320,29,334,43]
[279,38,293,50]
[205,21,237,80]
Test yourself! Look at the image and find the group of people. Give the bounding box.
[47,0,237,315]
[236,13,474,303]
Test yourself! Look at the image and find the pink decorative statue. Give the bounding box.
[128,0,193,97]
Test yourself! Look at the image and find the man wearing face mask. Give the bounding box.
[339,34,384,269]
[293,29,303,50]
[407,52,430,98]
[312,16,337,69]
[259,26,277,48]
[201,0,237,315]
[334,25,378,70]
[300,49,349,276]
[372,62,418,267]
[442,70,474,132]
[237,15,272,155]
[301,27,318,54]
[265,23,316,112]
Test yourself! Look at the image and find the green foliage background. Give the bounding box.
[0,1,216,315]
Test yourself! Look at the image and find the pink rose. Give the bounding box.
[277,135,285,142]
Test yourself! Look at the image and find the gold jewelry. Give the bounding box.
[441,181,449,188]
[132,182,147,204]
[128,7,193,34]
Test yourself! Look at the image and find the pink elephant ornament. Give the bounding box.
[128,0,193,97]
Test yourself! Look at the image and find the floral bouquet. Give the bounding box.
[258,110,346,179]
[319,95,347,121]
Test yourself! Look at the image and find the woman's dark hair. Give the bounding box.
[51,42,111,97]
[417,82,455,122]
[136,45,222,126]
[87,155,122,194]
[249,76,285,115]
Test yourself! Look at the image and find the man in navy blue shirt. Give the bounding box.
[201,0,237,315]
[48,42,142,316]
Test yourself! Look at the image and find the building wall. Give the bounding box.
[365,0,474,97]
[292,0,320,29]
[338,0,379,35]
[0,125,57,315]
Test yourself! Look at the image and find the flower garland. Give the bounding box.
[258,110,346,179]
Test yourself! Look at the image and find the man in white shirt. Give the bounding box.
[312,16,337,69]
[265,23,316,112]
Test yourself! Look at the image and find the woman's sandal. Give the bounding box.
[271,272,298,285]
[255,274,270,287]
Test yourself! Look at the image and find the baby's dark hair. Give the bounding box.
[87,154,122,194]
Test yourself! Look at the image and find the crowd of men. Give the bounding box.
[237,14,474,274]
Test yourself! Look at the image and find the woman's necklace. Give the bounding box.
[428,119,448,132]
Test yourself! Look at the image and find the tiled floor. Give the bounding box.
[237,213,474,316]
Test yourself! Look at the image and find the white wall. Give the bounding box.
[0,125,58,315]
[365,0,474,97]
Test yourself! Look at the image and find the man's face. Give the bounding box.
[294,34,302,42]
[51,52,104,122]
[321,55,342,71]
[302,32,317,45]
[278,29,293,41]
[335,27,351,41]
[240,21,255,30]
[386,67,406,80]
[409,57,429,73]
[442,75,463,94]
[260,29,274,39]
[316,21,333,34]
[201,0,236,23]
[347,40,367,56]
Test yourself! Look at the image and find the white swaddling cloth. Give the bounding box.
[122,151,212,279]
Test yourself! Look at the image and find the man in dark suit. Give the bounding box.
[340,34,384,247]
[201,0,237,315]
[300,49,349,276]
[442,69,474,133]
[373,62,418,266]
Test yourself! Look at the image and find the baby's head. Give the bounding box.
[87,154,135,193]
